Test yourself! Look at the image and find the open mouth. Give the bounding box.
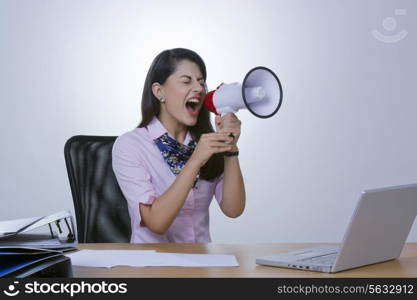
[185,97,201,116]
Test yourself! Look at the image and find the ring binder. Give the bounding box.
[0,211,78,278]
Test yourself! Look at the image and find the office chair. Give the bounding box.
[64,135,131,243]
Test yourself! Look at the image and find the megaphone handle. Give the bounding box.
[219,107,237,117]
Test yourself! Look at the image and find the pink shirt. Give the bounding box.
[112,117,224,243]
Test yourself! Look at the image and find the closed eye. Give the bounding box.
[180,75,205,86]
[181,80,205,87]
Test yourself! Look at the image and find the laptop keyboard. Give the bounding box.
[298,253,338,265]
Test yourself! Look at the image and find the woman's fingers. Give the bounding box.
[203,132,234,142]
[209,141,234,149]
[210,145,234,154]
[203,132,229,138]
[215,115,223,130]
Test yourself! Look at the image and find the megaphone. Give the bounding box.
[204,66,283,118]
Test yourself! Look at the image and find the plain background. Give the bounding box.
[0,0,416,242]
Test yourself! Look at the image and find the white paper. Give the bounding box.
[154,253,239,267]
[67,250,158,267]
[0,216,43,236]
[0,210,73,237]
[67,250,239,267]
[23,211,72,233]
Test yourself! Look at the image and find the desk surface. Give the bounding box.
[74,243,417,278]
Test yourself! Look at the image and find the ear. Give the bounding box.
[151,82,164,101]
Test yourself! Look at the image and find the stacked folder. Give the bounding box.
[0,211,77,278]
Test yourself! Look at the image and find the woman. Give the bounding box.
[112,48,245,243]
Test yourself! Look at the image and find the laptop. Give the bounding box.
[256,183,417,273]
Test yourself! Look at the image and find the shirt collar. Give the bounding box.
[147,117,193,145]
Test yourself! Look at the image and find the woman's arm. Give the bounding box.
[220,149,246,217]
[215,114,246,218]
[140,132,234,234]
[139,158,200,234]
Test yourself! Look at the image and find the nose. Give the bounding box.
[192,80,203,93]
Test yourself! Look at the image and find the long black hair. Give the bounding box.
[138,48,224,181]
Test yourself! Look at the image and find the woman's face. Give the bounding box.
[156,59,205,127]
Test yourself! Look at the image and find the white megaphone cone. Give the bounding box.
[204,66,283,118]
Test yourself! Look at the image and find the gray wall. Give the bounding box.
[1,0,416,242]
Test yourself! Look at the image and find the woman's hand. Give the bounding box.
[215,113,241,149]
[189,132,234,168]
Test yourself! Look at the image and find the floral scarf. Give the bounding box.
[154,133,199,187]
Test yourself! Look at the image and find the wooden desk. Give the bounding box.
[73,243,417,278]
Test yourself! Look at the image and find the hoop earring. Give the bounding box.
[159,98,166,103]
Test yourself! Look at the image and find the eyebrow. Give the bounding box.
[180,75,204,81]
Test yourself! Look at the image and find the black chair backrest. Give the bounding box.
[64,135,131,243]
